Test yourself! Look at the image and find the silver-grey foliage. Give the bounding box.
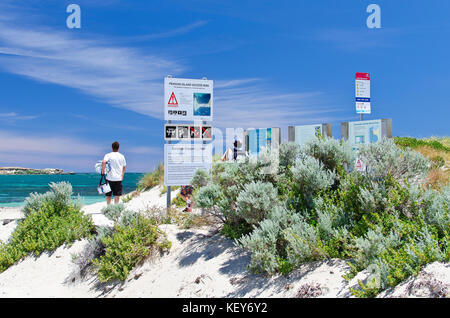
[236,181,279,225]
[358,138,430,185]
[302,136,355,172]
[101,203,126,222]
[291,155,336,194]
[22,182,75,217]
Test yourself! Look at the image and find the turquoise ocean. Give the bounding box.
[0,173,143,207]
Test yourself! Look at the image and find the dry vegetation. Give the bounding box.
[395,137,450,190]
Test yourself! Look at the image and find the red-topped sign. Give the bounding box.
[356,72,370,80]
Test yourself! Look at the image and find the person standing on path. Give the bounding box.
[101,141,126,205]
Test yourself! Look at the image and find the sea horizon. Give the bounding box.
[0,173,144,207]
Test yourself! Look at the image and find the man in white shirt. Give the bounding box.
[101,141,126,205]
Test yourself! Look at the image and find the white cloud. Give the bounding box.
[309,28,407,50]
[0,130,103,156]
[0,4,344,162]
[127,146,162,155]
[0,112,38,121]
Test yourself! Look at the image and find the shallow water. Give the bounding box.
[0,173,143,207]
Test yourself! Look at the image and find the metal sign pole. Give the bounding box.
[166,120,171,213]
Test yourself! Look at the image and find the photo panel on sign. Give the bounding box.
[165,126,177,139]
[164,77,213,121]
[202,126,212,139]
[190,126,201,139]
[177,126,189,139]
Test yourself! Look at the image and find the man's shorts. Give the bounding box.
[105,180,123,197]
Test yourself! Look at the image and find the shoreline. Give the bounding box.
[0,167,72,175]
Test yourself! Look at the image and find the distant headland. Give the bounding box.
[0,167,75,175]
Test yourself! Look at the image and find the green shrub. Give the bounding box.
[236,181,279,225]
[171,193,187,208]
[137,163,164,191]
[194,137,449,297]
[92,215,170,282]
[191,168,211,188]
[290,155,336,210]
[101,203,126,222]
[394,137,450,153]
[0,183,95,272]
[358,138,430,184]
[302,136,354,174]
[279,142,301,172]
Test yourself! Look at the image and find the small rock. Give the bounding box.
[134,272,143,280]
[284,284,294,290]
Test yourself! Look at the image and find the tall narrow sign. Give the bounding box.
[355,72,371,114]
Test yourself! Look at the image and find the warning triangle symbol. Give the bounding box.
[168,92,178,106]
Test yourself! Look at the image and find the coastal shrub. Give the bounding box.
[89,203,171,282]
[137,163,164,191]
[236,181,279,225]
[238,206,296,274]
[191,168,211,188]
[302,136,354,175]
[171,193,187,208]
[194,136,448,297]
[283,215,322,266]
[290,156,336,210]
[22,182,78,217]
[394,137,450,153]
[101,203,126,222]
[0,183,95,272]
[358,138,430,184]
[92,215,171,282]
[420,186,450,234]
[279,142,301,172]
[122,191,140,203]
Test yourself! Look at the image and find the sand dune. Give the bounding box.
[0,186,448,298]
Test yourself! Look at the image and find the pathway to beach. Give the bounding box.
[0,186,449,298]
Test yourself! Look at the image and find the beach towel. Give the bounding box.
[95,160,111,174]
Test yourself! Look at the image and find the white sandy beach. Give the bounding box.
[0,186,448,298]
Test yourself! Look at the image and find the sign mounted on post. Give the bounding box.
[164,77,213,121]
[355,72,371,114]
[244,128,281,157]
[164,124,213,141]
[164,144,212,186]
[341,119,392,151]
[288,124,332,146]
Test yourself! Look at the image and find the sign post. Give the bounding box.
[164,76,213,212]
[355,72,371,120]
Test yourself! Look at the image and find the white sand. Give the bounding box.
[0,186,448,298]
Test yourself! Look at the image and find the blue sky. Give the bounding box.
[0,0,449,172]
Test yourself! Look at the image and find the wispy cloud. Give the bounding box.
[0,112,38,121]
[0,5,184,118]
[0,130,103,156]
[214,80,341,129]
[0,4,341,134]
[309,28,407,50]
[125,20,209,42]
[127,146,162,155]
